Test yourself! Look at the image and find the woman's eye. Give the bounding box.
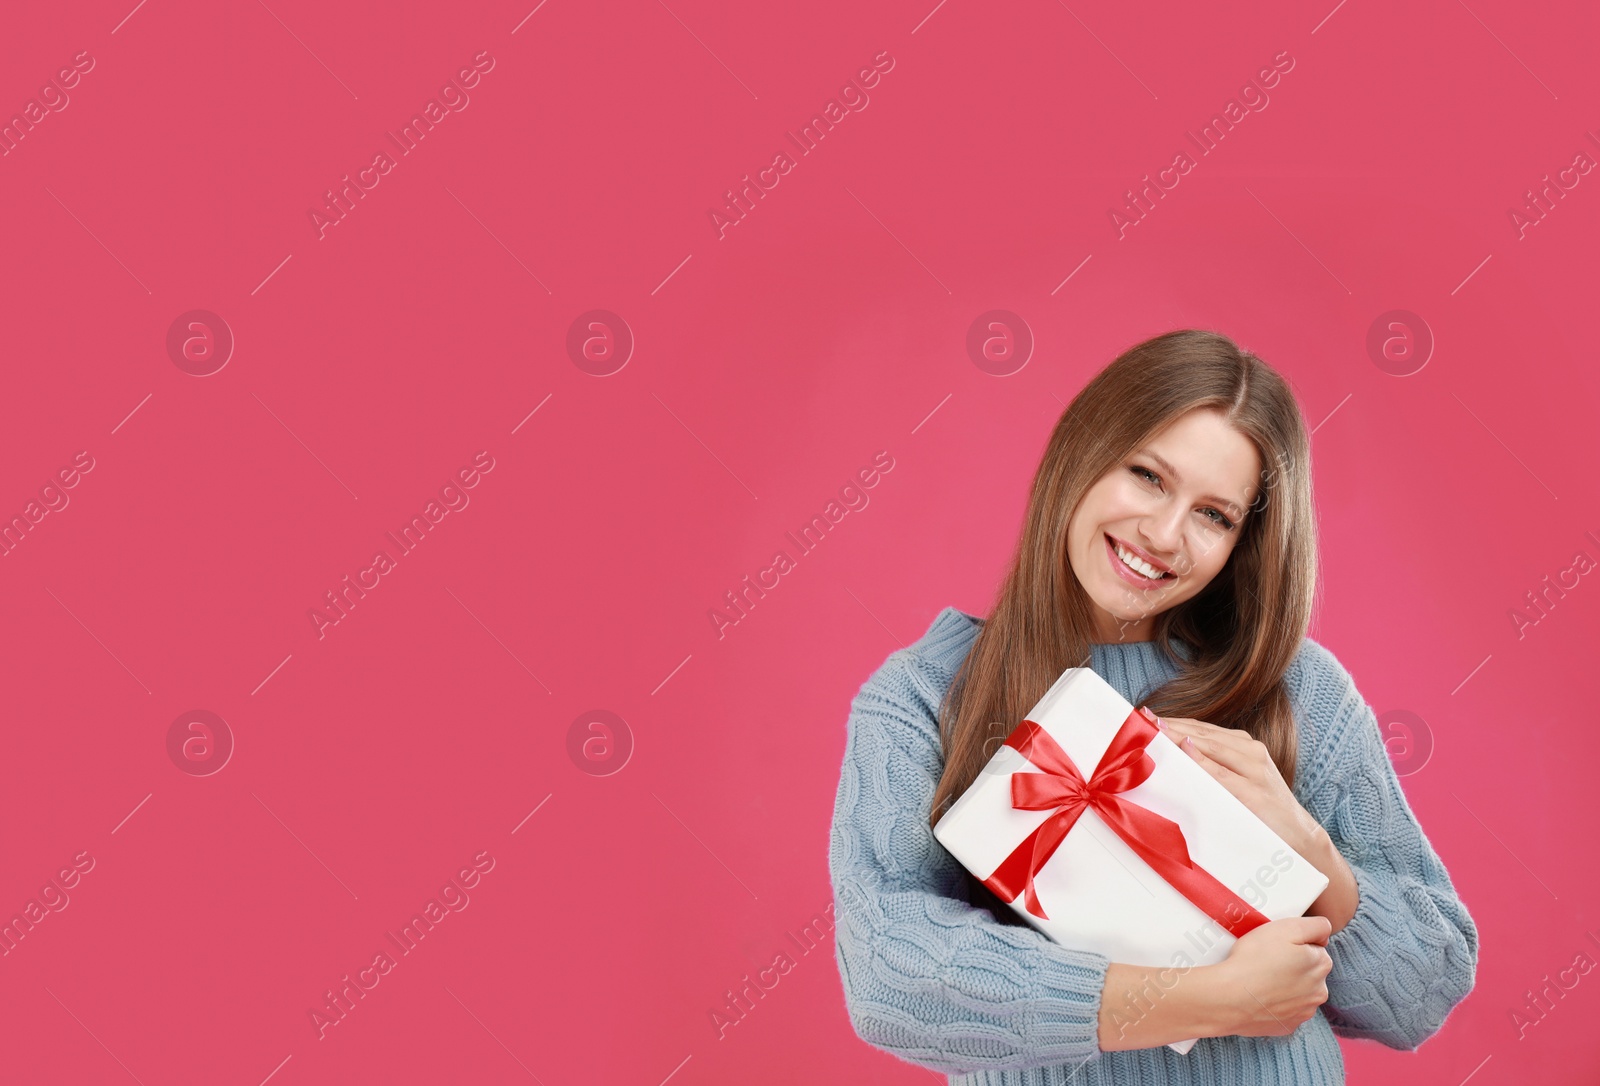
[1132,465,1236,530]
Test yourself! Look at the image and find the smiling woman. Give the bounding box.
[1066,407,1263,642]
[828,329,1479,1085]
[931,330,1321,807]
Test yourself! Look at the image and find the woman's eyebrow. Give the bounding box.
[1137,448,1248,511]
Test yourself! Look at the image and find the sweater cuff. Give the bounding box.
[1026,940,1111,1057]
[1324,860,1388,976]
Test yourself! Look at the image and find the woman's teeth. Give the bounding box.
[1113,539,1168,580]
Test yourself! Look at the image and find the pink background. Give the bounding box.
[2,0,1597,1083]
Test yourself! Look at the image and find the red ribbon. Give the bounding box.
[981,704,1269,938]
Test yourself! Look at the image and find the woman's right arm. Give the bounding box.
[829,650,1239,1071]
[1099,916,1338,1050]
[1098,961,1230,1049]
[830,649,1336,1070]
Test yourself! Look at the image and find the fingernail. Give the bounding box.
[1183,735,1194,749]
[1155,716,1168,731]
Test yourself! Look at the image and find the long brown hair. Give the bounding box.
[928,329,1318,833]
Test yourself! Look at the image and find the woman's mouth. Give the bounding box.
[1104,533,1175,589]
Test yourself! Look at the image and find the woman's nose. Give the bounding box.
[1141,508,1185,557]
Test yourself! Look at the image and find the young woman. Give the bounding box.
[828,330,1478,1084]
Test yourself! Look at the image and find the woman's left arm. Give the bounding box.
[1294,663,1481,1051]
[1162,647,1481,1051]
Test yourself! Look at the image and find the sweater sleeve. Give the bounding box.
[1299,651,1480,1050]
[827,650,1111,1075]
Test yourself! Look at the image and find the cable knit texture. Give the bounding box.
[828,607,1479,1085]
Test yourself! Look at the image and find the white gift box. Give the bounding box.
[933,665,1330,1054]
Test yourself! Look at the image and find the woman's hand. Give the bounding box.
[1154,715,1325,859]
[1211,915,1334,1037]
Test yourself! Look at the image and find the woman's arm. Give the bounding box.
[829,650,1110,1073]
[1097,961,1232,1049]
[1295,647,1481,1050]
[831,648,1240,1071]
[1300,824,1359,933]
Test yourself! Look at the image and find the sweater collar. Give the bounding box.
[932,607,1191,705]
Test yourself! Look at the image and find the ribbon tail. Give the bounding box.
[1094,796,1270,938]
[983,805,1085,920]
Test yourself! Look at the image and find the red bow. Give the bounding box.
[982,705,1269,938]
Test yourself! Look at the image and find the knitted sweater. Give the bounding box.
[828,607,1479,1085]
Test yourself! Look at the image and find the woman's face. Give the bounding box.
[1066,408,1262,643]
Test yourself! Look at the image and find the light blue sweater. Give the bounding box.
[829,607,1478,1084]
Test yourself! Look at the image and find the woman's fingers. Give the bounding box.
[1158,717,1264,774]
[1173,732,1237,779]
[1160,715,1241,742]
